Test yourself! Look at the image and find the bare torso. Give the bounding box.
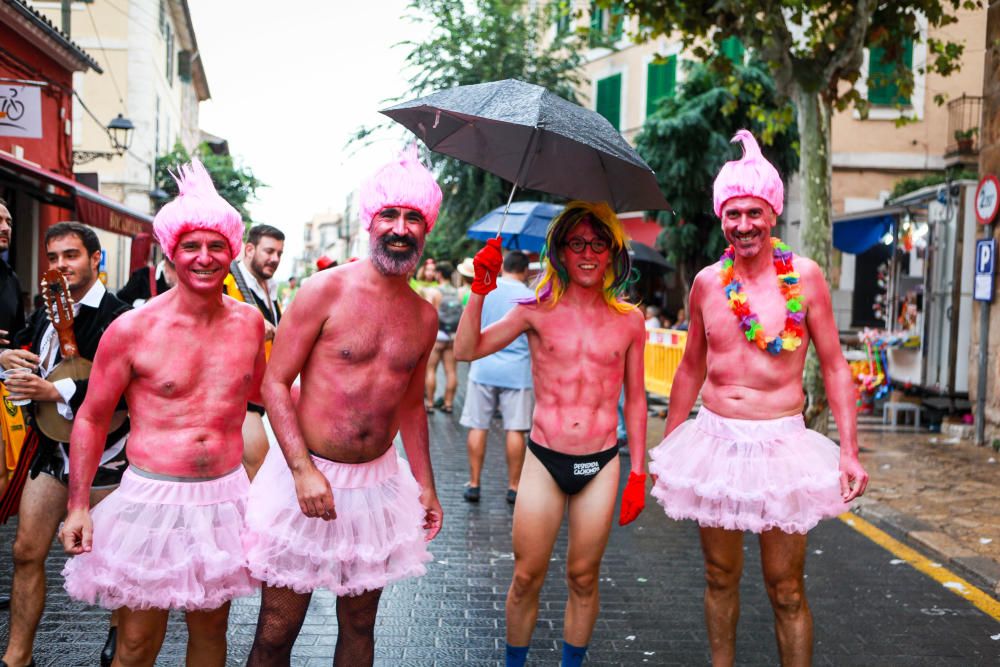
[119,291,264,476]
[699,254,810,419]
[523,299,643,454]
[283,263,438,462]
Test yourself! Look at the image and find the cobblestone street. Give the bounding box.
[2,373,1000,665]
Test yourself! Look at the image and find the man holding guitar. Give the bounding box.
[1,222,130,667]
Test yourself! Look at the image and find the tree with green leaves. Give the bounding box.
[155,142,265,227]
[610,0,979,429]
[634,58,799,302]
[356,0,587,261]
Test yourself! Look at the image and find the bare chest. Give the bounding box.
[316,304,429,372]
[530,310,631,370]
[133,327,257,399]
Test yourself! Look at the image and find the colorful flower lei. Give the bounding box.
[719,237,805,355]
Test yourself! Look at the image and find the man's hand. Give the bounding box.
[619,472,646,526]
[0,329,8,346]
[5,371,59,403]
[292,464,336,520]
[471,238,503,295]
[419,486,443,540]
[839,456,869,502]
[60,508,94,555]
[263,321,277,342]
[0,349,39,371]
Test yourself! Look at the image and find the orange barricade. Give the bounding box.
[644,328,687,398]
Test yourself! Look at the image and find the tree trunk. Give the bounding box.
[793,86,833,434]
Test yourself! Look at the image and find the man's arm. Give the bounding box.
[453,294,529,361]
[60,316,133,553]
[663,272,709,437]
[261,276,335,519]
[623,310,648,473]
[801,259,869,501]
[397,321,442,540]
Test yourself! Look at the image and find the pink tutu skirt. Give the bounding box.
[62,465,257,611]
[649,407,849,534]
[243,444,432,597]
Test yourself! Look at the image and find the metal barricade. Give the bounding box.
[644,328,687,398]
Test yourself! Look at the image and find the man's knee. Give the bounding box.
[704,559,742,593]
[116,628,161,664]
[565,565,599,599]
[509,567,546,602]
[187,608,230,641]
[11,533,50,570]
[765,576,806,615]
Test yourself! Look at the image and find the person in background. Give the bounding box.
[424,262,460,413]
[672,307,688,331]
[644,305,663,330]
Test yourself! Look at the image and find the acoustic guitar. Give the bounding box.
[34,270,126,442]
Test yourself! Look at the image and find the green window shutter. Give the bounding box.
[610,2,625,40]
[589,3,604,46]
[596,74,622,130]
[554,1,571,34]
[868,37,913,106]
[721,36,745,64]
[646,57,677,116]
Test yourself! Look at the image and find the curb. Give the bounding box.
[852,497,1000,600]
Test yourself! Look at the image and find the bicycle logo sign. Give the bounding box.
[0,86,42,139]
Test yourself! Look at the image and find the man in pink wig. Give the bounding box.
[59,159,265,666]
[243,146,444,667]
[648,130,868,666]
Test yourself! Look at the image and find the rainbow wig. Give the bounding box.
[358,145,442,233]
[526,201,636,314]
[712,129,784,218]
[153,159,244,261]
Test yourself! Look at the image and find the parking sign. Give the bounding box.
[975,238,996,302]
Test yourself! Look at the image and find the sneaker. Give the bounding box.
[463,485,481,502]
[506,489,517,505]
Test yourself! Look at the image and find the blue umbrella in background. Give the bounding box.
[466,201,562,252]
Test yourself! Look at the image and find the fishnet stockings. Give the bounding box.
[246,585,312,667]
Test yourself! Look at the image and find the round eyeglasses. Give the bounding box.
[563,237,610,254]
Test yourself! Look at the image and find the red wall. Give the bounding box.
[0,24,76,177]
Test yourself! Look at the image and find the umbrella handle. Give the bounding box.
[496,182,519,239]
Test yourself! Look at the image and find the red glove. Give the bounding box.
[618,472,646,526]
[472,238,503,295]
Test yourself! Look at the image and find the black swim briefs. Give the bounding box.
[527,438,618,496]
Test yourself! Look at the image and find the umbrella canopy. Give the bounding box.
[629,241,672,272]
[381,79,670,213]
[466,201,562,253]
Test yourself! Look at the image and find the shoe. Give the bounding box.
[424,403,435,413]
[441,404,453,414]
[434,397,445,408]
[617,438,629,455]
[506,489,517,505]
[463,485,481,502]
[101,626,117,667]
[0,594,8,610]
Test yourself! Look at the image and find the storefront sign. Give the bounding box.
[975,174,999,226]
[0,86,42,139]
[974,238,996,302]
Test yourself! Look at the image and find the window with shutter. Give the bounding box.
[646,56,677,117]
[596,74,622,130]
[868,38,913,106]
[721,36,745,64]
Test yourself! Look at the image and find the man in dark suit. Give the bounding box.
[0,222,130,667]
[116,257,175,307]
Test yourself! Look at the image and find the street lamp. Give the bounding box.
[73,113,136,165]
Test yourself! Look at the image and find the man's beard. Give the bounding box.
[250,255,276,280]
[370,233,424,276]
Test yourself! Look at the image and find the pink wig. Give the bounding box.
[152,159,244,261]
[357,145,442,232]
[712,129,784,218]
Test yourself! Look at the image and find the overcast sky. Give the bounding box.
[188,1,428,279]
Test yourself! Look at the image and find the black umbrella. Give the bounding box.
[381,79,669,234]
[628,241,672,272]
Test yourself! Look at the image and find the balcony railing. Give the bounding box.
[945,94,982,156]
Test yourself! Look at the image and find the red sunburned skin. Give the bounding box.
[260,208,442,535]
[663,195,867,501]
[64,229,266,524]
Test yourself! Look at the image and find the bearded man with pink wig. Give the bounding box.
[59,160,265,666]
[648,130,868,666]
[243,147,444,667]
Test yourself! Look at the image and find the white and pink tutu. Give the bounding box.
[62,465,256,611]
[243,444,432,597]
[649,407,849,534]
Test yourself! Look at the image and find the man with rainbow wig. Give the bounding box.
[648,130,868,666]
[455,200,648,667]
[243,147,444,666]
[59,159,264,665]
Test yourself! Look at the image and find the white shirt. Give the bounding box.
[237,258,278,320]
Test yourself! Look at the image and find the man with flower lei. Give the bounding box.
[648,130,869,666]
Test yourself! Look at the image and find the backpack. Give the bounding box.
[437,286,464,334]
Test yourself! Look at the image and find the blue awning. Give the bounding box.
[832,207,904,255]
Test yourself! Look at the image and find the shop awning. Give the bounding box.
[620,213,662,247]
[832,206,904,255]
[0,151,153,236]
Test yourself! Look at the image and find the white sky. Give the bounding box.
[187,0,429,280]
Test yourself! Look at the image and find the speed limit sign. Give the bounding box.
[976,174,1000,225]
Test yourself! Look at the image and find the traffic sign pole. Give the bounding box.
[974,174,998,447]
